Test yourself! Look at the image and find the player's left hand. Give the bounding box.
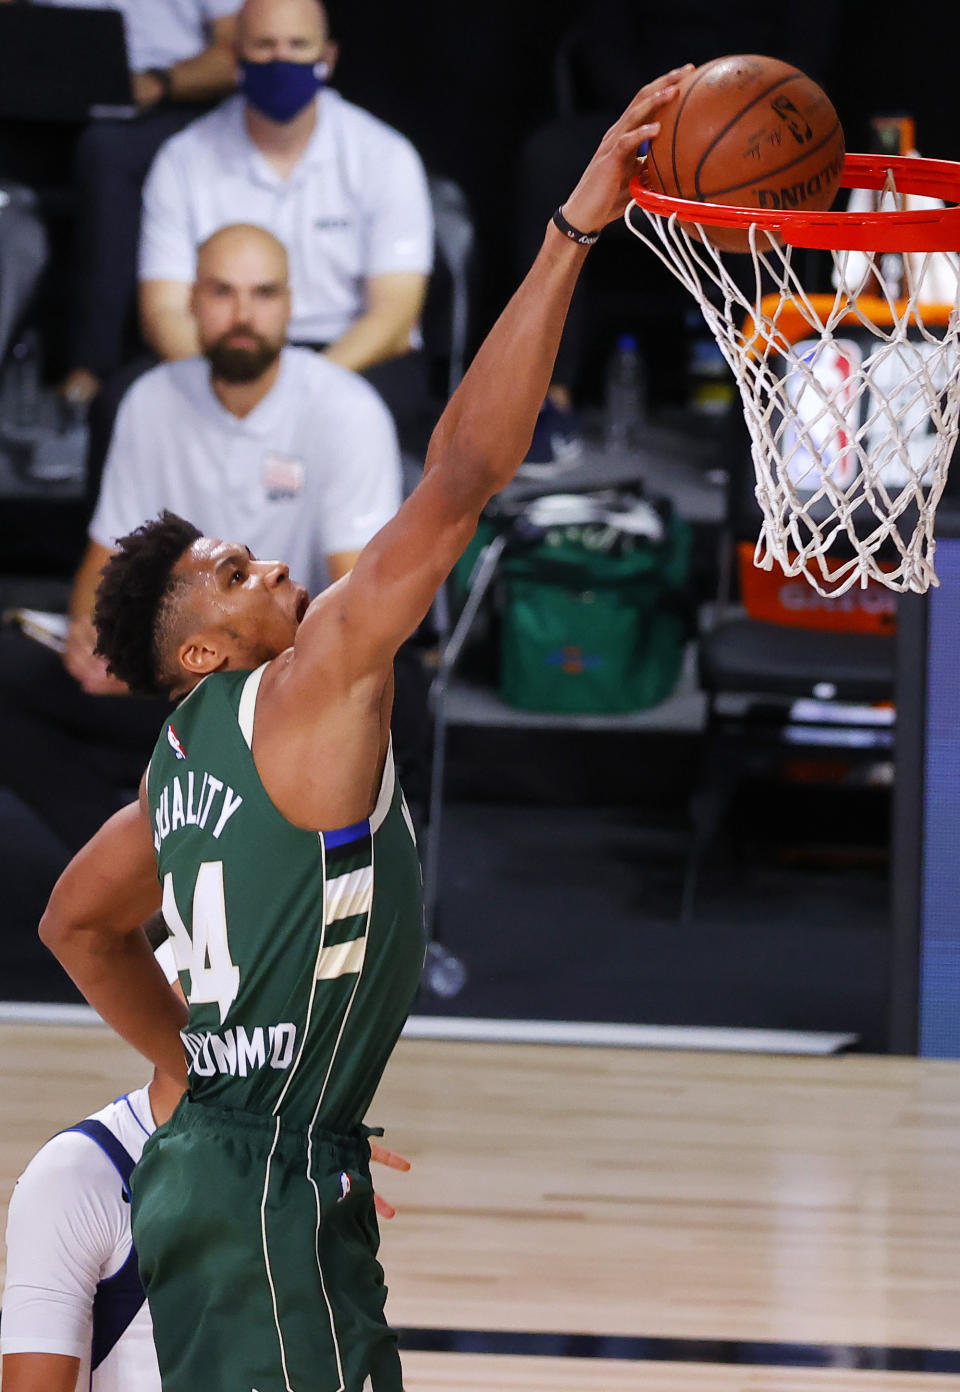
[369,1141,411,1220]
[563,64,694,232]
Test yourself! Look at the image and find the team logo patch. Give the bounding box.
[166,725,187,760]
[545,645,604,675]
[263,452,305,501]
[339,1171,352,1201]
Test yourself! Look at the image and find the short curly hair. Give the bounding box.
[93,511,203,697]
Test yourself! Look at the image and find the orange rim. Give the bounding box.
[629,153,960,252]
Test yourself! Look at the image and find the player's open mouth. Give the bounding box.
[295,588,309,623]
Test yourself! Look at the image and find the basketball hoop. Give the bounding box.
[627,153,960,595]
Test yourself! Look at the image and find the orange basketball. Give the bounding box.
[644,54,846,252]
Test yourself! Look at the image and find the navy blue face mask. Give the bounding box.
[238,58,328,123]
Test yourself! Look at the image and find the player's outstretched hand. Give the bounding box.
[370,1141,411,1220]
[563,65,694,233]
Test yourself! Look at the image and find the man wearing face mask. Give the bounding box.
[136,0,434,444]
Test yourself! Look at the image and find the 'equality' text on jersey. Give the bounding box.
[181,1023,297,1078]
[153,770,243,853]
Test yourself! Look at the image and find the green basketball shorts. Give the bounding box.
[131,1097,403,1392]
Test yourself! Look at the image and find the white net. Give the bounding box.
[625,187,960,595]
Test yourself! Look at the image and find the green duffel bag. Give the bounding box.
[499,497,693,715]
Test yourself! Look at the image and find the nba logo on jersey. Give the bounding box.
[166,725,187,760]
[339,1171,351,1200]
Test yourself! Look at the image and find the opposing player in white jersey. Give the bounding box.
[1,940,182,1392]
[1,1075,180,1392]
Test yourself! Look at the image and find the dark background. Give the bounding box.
[327,0,956,363]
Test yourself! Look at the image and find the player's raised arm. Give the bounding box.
[294,67,691,683]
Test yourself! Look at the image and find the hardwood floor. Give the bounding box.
[400,1356,960,1391]
[3,1024,960,1390]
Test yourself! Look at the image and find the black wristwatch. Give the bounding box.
[146,67,173,101]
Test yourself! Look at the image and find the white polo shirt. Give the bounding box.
[1,1086,160,1392]
[35,0,237,74]
[89,346,402,595]
[139,89,434,345]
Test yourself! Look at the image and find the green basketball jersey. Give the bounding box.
[146,664,425,1133]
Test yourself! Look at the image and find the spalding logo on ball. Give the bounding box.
[643,54,846,251]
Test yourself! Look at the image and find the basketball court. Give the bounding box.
[2,1020,960,1389]
[4,51,960,1392]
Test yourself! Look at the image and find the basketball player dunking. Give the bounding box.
[39,66,692,1392]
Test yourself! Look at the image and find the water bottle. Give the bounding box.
[603,332,647,454]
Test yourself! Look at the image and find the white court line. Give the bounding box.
[0,1001,857,1055]
[401,1017,857,1054]
[0,1002,104,1026]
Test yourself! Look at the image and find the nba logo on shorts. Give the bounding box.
[339,1171,351,1200]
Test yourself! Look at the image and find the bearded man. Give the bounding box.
[0,222,402,862]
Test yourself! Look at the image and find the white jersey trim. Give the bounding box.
[324,867,374,923]
[315,936,367,981]
[369,740,395,833]
[237,659,394,833]
[174,672,211,714]
[238,663,269,749]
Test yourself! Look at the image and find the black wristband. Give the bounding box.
[552,205,601,246]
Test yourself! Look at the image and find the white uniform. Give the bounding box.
[88,345,402,596]
[2,1085,160,1392]
[33,0,238,74]
[139,89,434,345]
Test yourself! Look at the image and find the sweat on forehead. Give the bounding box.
[175,536,235,573]
[173,539,261,589]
